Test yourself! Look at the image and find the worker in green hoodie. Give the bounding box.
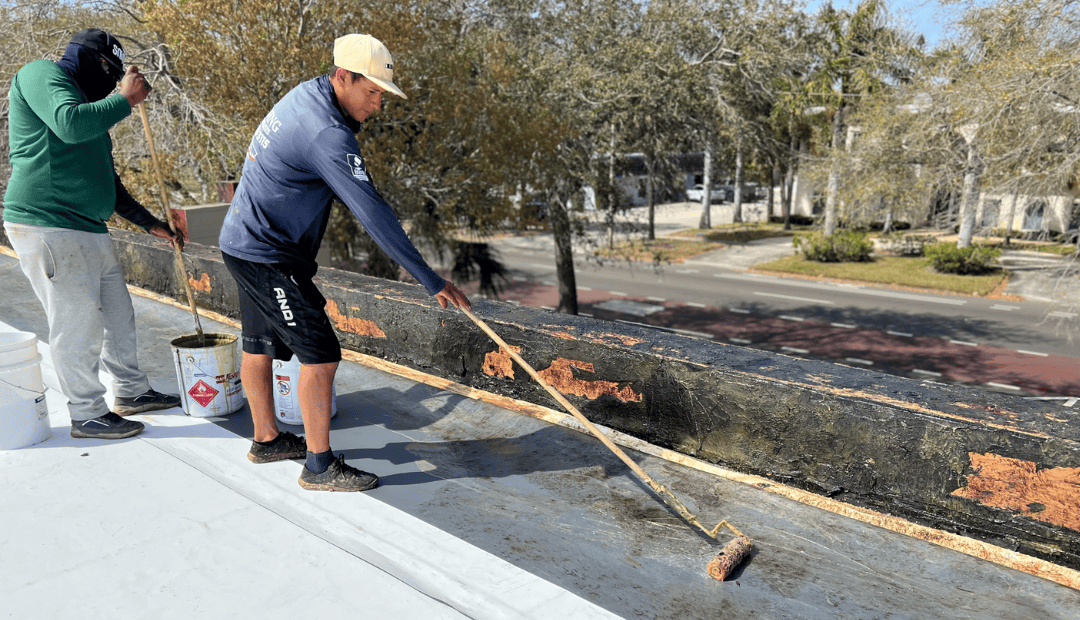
[2,28,183,439]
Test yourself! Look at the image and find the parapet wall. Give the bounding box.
[64,230,1080,570]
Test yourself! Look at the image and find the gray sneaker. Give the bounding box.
[114,388,181,415]
[71,412,145,439]
[298,455,380,492]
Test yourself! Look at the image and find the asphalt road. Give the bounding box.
[471,228,1080,401]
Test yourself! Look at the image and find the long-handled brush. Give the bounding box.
[460,306,751,580]
[137,104,204,346]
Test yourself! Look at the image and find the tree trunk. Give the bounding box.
[698,144,713,229]
[1004,183,1022,247]
[732,132,744,224]
[646,155,656,241]
[768,160,780,221]
[782,136,797,231]
[824,103,845,236]
[607,121,617,250]
[550,192,578,314]
[957,144,981,248]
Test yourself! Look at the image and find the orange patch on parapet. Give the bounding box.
[482,346,520,379]
[324,299,386,338]
[585,332,648,346]
[188,272,211,292]
[551,332,576,340]
[951,452,1080,532]
[537,358,642,402]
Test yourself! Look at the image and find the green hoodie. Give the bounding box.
[3,59,132,232]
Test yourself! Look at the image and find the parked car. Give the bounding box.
[686,184,725,203]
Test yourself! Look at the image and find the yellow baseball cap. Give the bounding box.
[333,34,406,99]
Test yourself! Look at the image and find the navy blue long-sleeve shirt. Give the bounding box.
[219,75,444,294]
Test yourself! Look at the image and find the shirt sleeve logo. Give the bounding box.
[347,154,369,182]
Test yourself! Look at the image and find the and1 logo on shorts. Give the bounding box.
[347,154,369,182]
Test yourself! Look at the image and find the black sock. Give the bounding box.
[307,449,334,474]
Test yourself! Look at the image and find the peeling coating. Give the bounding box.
[551,331,576,340]
[537,358,642,402]
[482,346,519,379]
[952,452,1080,532]
[188,272,211,292]
[584,332,648,346]
[325,299,387,338]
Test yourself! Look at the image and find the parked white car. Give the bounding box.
[686,184,725,202]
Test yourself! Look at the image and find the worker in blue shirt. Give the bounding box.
[219,33,471,492]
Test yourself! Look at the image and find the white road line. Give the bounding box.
[614,319,714,339]
[580,312,593,317]
[780,315,805,322]
[528,262,550,270]
[831,323,857,329]
[729,308,751,314]
[949,340,979,347]
[540,305,554,310]
[686,302,706,308]
[647,296,667,302]
[986,382,1021,391]
[781,346,809,354]
[991,305,1019,311]
[729,338,752,344]
[578,286,592,291]
[754,292,835,305]
[676,269,699,274]
[1018,349,1049,357]
[846,358,873,366]
[511,276,528,282]
[913,369,942,377]
[1049,311,1078,318]
[609,291,627,297]
[887,330,913,337]
[541,281,555,286]
[712,273,968,305]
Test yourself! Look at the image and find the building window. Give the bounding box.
[979,199,1000,229]
[1022,200,1046,231]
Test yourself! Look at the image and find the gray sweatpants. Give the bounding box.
[4,222,150,421]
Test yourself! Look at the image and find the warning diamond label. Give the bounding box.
[188,379,219,408]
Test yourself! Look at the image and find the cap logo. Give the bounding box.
[386,63,393,70]
[113,44,125,63]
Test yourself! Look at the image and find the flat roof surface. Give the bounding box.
[1,251,1078,619]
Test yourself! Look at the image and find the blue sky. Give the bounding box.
[804,0,972,49]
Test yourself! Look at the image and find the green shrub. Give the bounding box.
[793,230,873,262]
[924,243,1002,275]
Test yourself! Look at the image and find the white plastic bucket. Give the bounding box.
[0,331,51,449]
[170,333,245,417]
[273,355,337,426]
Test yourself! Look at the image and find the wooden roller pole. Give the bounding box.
[460,305,751,579]
[137,104,204,345]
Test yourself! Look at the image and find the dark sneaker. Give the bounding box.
[247,431,307,464]
[114,388,182,415]
[71,412,145,439]
[298,455,380,492]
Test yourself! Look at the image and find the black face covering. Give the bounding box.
[55,43,119,102]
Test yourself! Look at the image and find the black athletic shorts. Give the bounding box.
[221,252,342,365]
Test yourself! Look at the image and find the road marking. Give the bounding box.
[595,299,665,317]
[676,269,699,274]
[615,319,714,339]
[1049,311,1078,318]
[949,340,979,347]
[512,276,528,282]
[578,286,592,291]
[1017,350,1049,357]
[986,382,1021,391]
[991,305,1019,311]
[781,346,809,354]
[528,262,550,270]
[913,369,942,377]
[754,292,835,305]
[846,358,873,366]
[541,281,555,286]
[729,308,751,314]
[647,296,667,302]
[887,330,913,337]
[832,323,857,329]
[1026,396,1078,407]
[686,302,706,308]
[729,338,752,344]
[540,305,554,310]
[712,273,968,305]
[580,312,593,317]
[609,291,627,297]
[780,315,805,322]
